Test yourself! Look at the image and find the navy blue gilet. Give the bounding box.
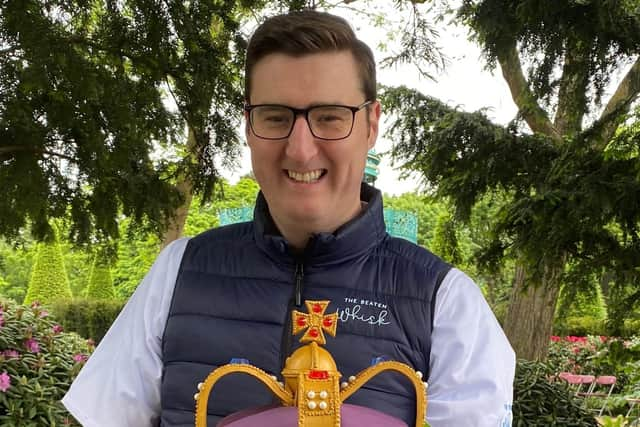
[160,183,450,426]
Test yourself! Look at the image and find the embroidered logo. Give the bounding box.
[335,297,391,327]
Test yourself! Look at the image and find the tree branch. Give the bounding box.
[496,41,562,141]
[0,145,77,163]
[589,56,640,150]
[553,38,590,136]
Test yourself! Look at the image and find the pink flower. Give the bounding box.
[550,336,561,342]
[0,371,10,392]
[39,310,49,318]
[24,338,40,353]
[3,350,19,359]
[73,354,88,363]
[52,324,64,334]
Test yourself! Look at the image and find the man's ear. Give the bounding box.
[367,101,381,150]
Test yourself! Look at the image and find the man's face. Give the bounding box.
[246,51,380,236]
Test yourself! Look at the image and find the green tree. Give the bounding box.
[0,0,181,243]
[383,0,640,359]
[0,0,275,245]
[23,234,72,305]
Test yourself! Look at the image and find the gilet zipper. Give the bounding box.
[280,262,304,370]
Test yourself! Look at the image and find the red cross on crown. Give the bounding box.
[291,300,338,345]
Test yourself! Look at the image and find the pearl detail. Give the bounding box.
[416,371,423,379]
[348,376,356,382]
[307,391,316,399]
[319,401,328,410]
[319,390,328,399]
[308,401,317,410]
[341,382,348,389]
[197,382,203,391]
[193,393,199,400]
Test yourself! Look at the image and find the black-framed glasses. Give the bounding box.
[244,100,372,141]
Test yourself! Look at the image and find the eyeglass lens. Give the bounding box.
[250,105,355,140]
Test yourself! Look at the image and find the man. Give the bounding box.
[63,10,515,427]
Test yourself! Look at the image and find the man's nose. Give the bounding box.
[285,115,318,162]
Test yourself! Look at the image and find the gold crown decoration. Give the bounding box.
[194,300,427,427]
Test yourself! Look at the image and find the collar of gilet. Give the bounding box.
[253,182,387,268]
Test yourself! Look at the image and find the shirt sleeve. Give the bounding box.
[426,268,515,427]
[62,238,190,427]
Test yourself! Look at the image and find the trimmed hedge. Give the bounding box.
[23,240,72,306]
[553,316,640,338]
[49,298,125,344]
[85,256,115,300]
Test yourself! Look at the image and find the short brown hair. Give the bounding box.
[244,10,376,103]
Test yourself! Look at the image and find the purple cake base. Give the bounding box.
[218,403,409,426]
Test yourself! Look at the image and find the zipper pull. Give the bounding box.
[294,263,304,307]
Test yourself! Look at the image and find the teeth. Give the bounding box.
[287,170,323,183]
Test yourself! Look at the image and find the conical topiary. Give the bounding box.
[23,235,72,305]
[84,255,115,300]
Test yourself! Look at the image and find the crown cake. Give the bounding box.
[194,300,428,427]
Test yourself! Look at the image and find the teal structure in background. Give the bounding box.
[219,150,418,243]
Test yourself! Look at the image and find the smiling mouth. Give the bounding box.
[286,169,327,183]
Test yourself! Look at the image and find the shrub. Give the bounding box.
[554,316,608,337]
[23,238,72,306]
[0,298,92,426]
[513,360,597,426]
[49,298,124,344]
[84,256,115,300]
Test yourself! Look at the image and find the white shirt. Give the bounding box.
[62,238,515,427]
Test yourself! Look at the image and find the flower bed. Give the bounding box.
[0,298,93,425]
[548,335,640,418]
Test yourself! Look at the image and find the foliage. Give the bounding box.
[0,0,271,244]
[23,236,72,306]
[556,273,607,321]
[0,240,36,303]
[84,254,115,300]
[513,359,598,426]
[382,85,640,287]
[554,317,608,338]
[49,298,125,344]
[547,334,640,415]
[183,177,260,237]
[0,0,182,243]
[383,192,443,247]
[458,0,640,110]
[0,298,91,426]
[430,211,464,265]
[381,83,640,359]
[595,416,632,427]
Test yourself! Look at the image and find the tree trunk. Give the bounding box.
[503,261,563,361]
[160,177,194,249]
[160,128,197,249]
